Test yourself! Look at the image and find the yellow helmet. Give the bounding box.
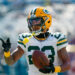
[27,7,52,34]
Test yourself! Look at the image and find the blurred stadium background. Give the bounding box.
[0,0,75,75]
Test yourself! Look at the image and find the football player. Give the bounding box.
[2,7,71,75]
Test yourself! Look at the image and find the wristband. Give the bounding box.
[4,51,10,57]
[55,66,61,73]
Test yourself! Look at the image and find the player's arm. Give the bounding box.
[56,33,71,72]
[4,46,24,65]
[39,47,71,73]
[4,33,31,65]
[57,47,71,72]
[1,38,25,65]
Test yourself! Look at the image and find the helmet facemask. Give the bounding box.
[27,17,47,35]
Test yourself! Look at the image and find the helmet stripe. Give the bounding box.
[30,8,37,15]
[34,8,37,15]
[30,10,33,15]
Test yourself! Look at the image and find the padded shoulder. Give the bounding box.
[17,33,32,48]
[53,32,64,39]
[18,33,32,41]
[53,32,68,50]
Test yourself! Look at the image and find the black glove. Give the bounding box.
[0,38,11,52]
[39,63,55,74]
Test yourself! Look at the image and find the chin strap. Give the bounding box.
[33,32,49,41]
[36,32,49,38]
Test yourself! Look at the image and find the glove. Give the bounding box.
[39,63,55,74]
[0,38,11,52]
[0,38,11,57]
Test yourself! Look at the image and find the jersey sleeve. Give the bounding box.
[17,33,26,51]
[56,33,68,51]
[17,33,31,51]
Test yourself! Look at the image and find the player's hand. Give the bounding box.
[0,38,11,52]
[39,63,55,74]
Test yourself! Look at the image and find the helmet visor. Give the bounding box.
[27,17,44,32]
[28,17,44,26]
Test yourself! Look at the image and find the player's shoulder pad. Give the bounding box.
[54,32,67,39]
[18,33,32,41]
[17,33,32,47]
[53,32,68,46]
